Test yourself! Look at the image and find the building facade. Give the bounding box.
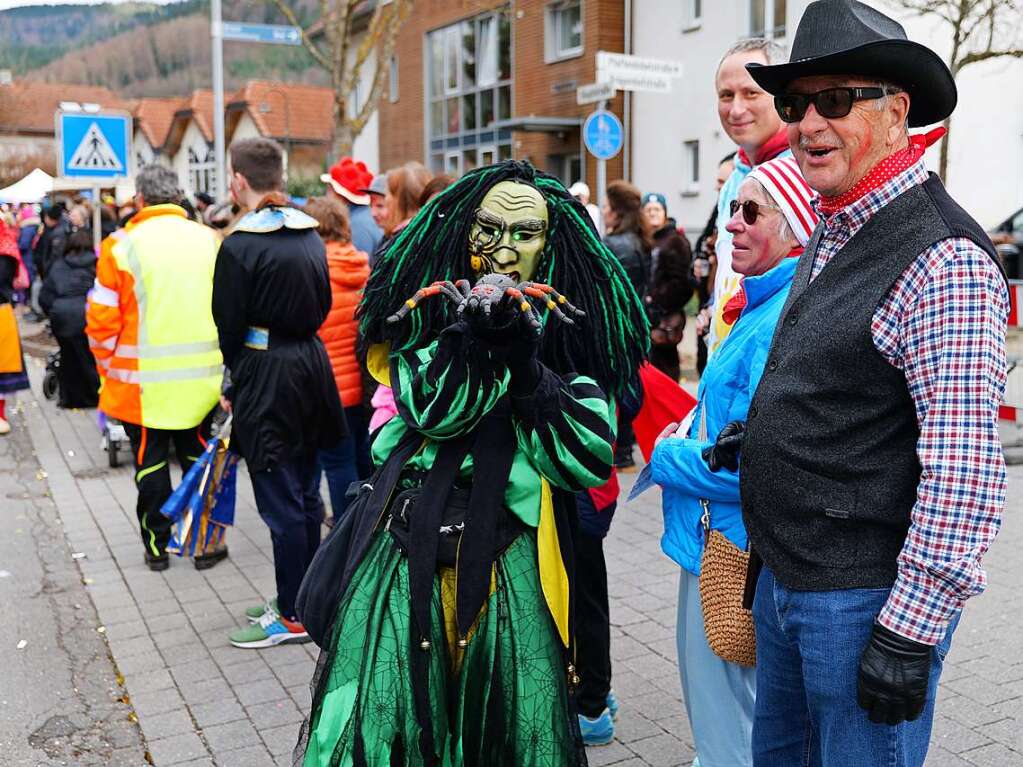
[630,0,1023,234]
[378,0,627,189]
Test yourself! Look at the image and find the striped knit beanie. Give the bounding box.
[746,155,818,246]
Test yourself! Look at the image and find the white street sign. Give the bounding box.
[576,81,616,105]
[609,72,673,94]
[597,51,683,81]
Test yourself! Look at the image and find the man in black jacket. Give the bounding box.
[213,138,347,649]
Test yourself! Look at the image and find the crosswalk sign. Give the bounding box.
[56,111,132,181]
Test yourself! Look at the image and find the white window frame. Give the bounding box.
[544,0,583,63]
[683,140,700,195]
[187,144,216,195]
[750,0,786,39]
[389,56,399,103]
[682,0,702,32]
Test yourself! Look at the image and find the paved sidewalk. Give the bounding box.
[14,353,1023,766]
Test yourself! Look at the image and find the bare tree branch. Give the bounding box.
[957,47,1023,67]
[269,0,331,70]
[353,0,411,131]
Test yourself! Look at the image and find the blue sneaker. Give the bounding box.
[606,689,620,720]
[229,606,309,648]
[578,707,614,746]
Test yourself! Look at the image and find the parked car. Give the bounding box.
[991,206,1023,279]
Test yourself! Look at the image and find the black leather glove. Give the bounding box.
[857,622,933,725]
[701,420,745,472]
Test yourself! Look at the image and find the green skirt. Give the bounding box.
[302,530,582,767]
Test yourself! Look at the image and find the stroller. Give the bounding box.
[43,348,129,468]
[42,349,60,401]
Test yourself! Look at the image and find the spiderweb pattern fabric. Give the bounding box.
[296,531,585,767]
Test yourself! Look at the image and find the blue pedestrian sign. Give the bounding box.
[222,21,301,45]
[56,111,132,181]
[583,110,624,160]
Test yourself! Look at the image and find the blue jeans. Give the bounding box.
[318,404,371,520]
[250,452,323,619]
[752,567,957,767]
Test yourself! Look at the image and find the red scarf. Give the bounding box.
[817,127,946,216]
[737,128,790,168]
[721,246,804,327]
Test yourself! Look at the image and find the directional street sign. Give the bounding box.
[577,81,616,106]
[610,72,674,94]
[596,51,684,81]
[56,110,132,181]
[583,110,624,161]
[221,21,301,45]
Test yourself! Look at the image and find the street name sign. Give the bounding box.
[610,72,673,94]
[221,21,301,45]
[577,81,616,105]
[597,51,683,93]
[583,110,624,161]
[56,110,132,181]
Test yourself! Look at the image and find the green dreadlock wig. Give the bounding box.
[358,160,649,399]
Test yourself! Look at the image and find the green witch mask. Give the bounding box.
[468,180,548,282]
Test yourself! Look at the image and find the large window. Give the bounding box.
[750,0,785,38]
[426,10,513,175]
[188,145,216,195]
[545,1,582,61]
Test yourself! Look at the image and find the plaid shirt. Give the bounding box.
[809,160,1008,645]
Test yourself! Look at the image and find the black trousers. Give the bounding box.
[124,413,214,558]
[56,333,99,409]
[574,528,612,718]
[249,452,323,620]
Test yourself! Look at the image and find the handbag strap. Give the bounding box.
[697,398,713,535]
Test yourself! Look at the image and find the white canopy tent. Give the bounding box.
[0,168,54,204]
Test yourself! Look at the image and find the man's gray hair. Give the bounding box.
[718,38,787,73]
[135,165,181,207]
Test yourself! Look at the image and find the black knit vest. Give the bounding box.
[740,174,1003,591]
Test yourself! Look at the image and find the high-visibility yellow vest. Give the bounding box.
[87,205,222,430]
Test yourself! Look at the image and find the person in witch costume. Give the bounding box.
[295,160,648,766]
[733,1,1009,765]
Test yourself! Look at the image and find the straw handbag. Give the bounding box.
[695,405,756,666]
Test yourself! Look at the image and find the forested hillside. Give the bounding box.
[1,0,323,97]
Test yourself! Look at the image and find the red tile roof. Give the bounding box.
[132,97,183,149]
[227,81,335,144]
[0,81,128,135]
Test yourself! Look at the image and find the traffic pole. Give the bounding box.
[211,0,227,201]
[596,99,607,211]
[92,185,101,252]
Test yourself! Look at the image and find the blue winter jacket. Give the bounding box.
[651,255,798,575]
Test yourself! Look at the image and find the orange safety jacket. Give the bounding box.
[85,204,223,430]
[318,240,370,408]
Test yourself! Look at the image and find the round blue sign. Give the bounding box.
[583,110,624,160]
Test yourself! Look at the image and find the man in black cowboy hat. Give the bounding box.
[728,1,1009,764]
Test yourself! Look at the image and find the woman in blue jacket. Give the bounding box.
[650,156,817,767]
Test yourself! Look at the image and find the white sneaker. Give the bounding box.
[0,417,10,435]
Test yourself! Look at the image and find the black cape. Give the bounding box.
[212,224,347,471]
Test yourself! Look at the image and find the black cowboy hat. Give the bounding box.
[746,0,956,127]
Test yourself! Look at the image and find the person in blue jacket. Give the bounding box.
[650,155,817,767]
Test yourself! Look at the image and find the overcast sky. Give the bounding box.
[0,0,183,9]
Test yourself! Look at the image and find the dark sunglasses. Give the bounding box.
[774,86,899,123]
[729,198,783,225]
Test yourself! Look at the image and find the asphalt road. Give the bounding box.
[0,406,147,766]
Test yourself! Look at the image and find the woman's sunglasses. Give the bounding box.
[774,86,899,123]
[729,199,783,226]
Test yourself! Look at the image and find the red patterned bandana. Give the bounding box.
[737,128,791,167]
[817,127,946,216]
